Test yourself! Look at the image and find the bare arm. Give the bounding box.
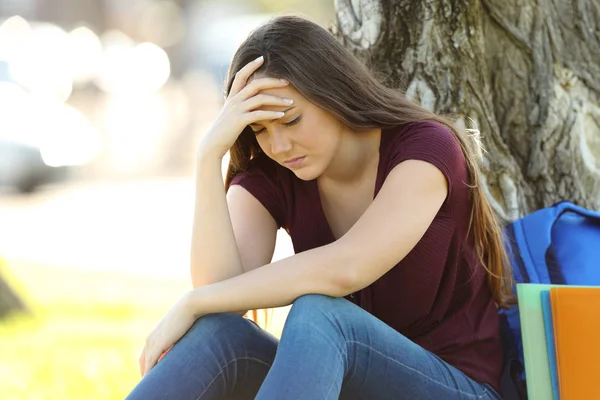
[141,159,448,376]
[190,155,278,316]
[189,154,243,288]
[184,160,448,316]
[222,183,279,316]
[189,56,289,295]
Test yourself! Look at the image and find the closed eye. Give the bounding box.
[284,115,301,127]
[251,115,301,135]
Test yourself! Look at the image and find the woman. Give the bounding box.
[127,15,513,400]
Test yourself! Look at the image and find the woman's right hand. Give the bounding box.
[198,56,293,159]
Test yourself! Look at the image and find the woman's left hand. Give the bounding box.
[139,292,198,377]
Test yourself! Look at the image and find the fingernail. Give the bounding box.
[283,98,293,104]
[280,79,288,83]
[276,111,285,117]
[254,56,264,62]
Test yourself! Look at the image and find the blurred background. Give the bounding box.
[0,1,333,398]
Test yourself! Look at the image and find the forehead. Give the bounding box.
[258,85,301,99]
[247,74,304,99]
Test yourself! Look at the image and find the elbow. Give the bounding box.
[189,257,218,288]
[328,244,363,296]
[189,264,210,289]
[190,269,218,289]
[333,273,357,297]
[190,274,203,289]
[334,267,365,296]
[189,254,204,288]
[328,240,381,296]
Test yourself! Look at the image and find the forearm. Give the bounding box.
[190,153,243,288]
[186,242,354,316]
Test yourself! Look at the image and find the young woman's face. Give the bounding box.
[248,83,344,181]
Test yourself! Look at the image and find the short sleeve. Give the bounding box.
[229,155,286,228]
[387,121,466,197]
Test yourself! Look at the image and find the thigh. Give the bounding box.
[292,295,500,400]
[126,313,279,400]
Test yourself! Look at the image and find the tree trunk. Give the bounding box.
[333,0,600,222]
[0,274,27,319]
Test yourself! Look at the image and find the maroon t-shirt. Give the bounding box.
[230,121,504,391]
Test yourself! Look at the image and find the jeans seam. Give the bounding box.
[347,340,486,399]
[480,385,502,399]
[323,351,344,400]
[307,316,346,399]
[195,356,271,400]
[479,387,489,399]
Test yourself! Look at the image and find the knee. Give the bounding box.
[287,294,347,326]
[280,295,352,350]
[293,293,338,309]
[178,312,263,350]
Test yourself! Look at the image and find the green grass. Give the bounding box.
[0,259,190,400]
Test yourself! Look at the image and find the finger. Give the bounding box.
[144,350,160,377]
[242,94,294,112]
[158,346,173,363]
[243,110,286,126]
[229,56,264,97]
[237,77,289,100]
[139,350,146,377]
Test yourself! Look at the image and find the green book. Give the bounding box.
[517,283,595,399]
[517,283,556,400]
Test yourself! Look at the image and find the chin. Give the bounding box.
[291,166,321,181]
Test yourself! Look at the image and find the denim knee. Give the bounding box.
[176,312,267,354]
[128,315,277,400]
[285,294,349,330]
[280,295,351,362]
[291,294,345,314]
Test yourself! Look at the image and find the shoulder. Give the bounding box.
[382,120,468,196]
[386,121,462,155]
[229,153,291,228]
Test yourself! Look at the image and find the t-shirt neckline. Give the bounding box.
[312,128,388,241]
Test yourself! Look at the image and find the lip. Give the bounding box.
[283,156,306,168]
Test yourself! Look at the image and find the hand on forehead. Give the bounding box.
[247,75,300,111]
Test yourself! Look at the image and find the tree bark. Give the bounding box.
[333,0,600,221]
[0,274,27,319]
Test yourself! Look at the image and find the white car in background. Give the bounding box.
[0,16,102,194]
[0,73,99,193]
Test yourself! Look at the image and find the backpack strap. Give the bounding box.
[504,223,530,283]
[509,207,557,284]
[498,314,527,400]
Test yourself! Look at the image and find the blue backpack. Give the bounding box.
[498,201,600,399]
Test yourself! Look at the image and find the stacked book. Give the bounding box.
[517,283,600,399]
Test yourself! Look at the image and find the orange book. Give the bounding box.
[550,287,600,399]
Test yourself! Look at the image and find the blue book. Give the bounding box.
[541,290,560,400]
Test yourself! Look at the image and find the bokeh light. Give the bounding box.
[68,26,103,85]
[8,22,74,102]
[96,31,171,94]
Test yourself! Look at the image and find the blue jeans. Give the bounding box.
[126,294,502,399]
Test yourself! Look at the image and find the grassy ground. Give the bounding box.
[0,259,289,400]
[0,259,191,400]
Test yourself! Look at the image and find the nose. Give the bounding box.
[270,130,292,156]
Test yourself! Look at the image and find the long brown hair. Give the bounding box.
[224,15,514,309]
